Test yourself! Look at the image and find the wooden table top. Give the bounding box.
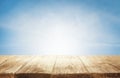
[0,56,120,78]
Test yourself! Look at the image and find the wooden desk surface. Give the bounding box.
[0,56,120,78]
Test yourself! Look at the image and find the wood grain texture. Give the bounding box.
[0,56,119,78]
[0,56,9,65]
[52,56,90,78]
[79,56,120,78]
[0,56,32,78]
[106,56,120,70]
[15,56,56,78]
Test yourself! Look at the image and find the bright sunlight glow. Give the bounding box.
[1,3,106,55]
[29,16,81,55]
[41,23,79,55]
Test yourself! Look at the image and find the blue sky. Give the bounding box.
[0,0,120,55]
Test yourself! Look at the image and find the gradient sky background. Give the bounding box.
[0,0,120,55]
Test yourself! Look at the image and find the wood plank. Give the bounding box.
[0,56,15,78]
[52,56,89,78]
[0,56,13,65]
[0,56,120,78]
[0,56,32,78]
[106,56,120,70]
[0,74,14,78]
[15,56,56,78]
[79,56,120,78]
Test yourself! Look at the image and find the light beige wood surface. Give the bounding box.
[0,56,119,78]
[52,56,89,78]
